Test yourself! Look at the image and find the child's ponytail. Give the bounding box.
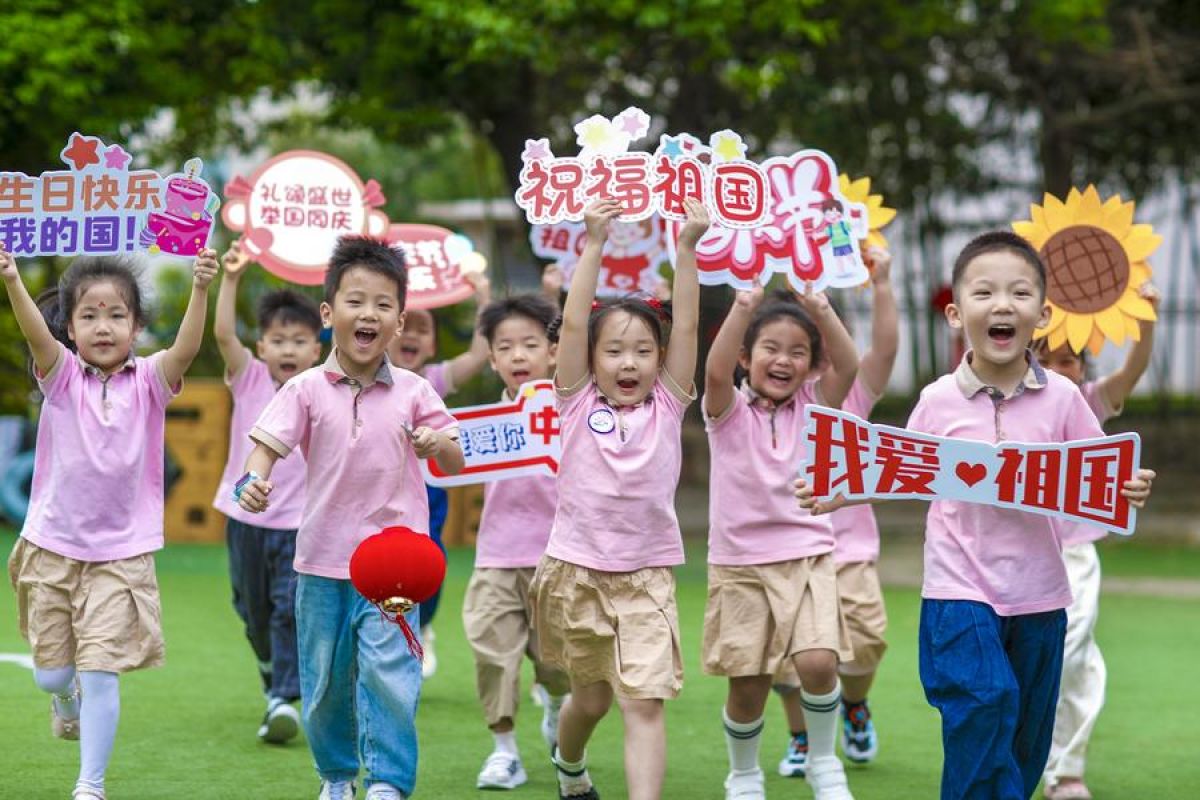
[34,287,73,350]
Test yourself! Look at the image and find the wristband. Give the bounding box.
[233,471,262,502]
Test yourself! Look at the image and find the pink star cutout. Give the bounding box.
[522,138,552,162]
[616,109,649,138]
[103,145,131,170]
[60,133,101,171]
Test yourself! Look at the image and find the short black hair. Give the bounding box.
[257,289,321,336]
[547,295,671,365]
[952,231,1046,299]
[324,235,407,307]
[478,294,559,344]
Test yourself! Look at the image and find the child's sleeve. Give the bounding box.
[143,351,182,408]
[905,389,933,435]
[1061,383,1106,442]
[225,346,255,388]
[412,380,459,439]
[423,361,454,398]
[250,377,309,458]
[34,342,72,402]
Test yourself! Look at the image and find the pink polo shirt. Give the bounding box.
[423,361,454,398]
[1059,380,1121,547]
[907,352,1104,616]
[212,352,308,530]
[832,378,883,564]
[250,352,458,580]
[706,380,835,566]
[545,371,692,572]
[20,343,179,562]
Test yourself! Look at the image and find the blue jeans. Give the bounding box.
[919,599,1067,800]
[296,575,422,794]
[226,519,300,702]
[419,485,448,629]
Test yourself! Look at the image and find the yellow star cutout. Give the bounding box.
[711,131,747,162]
[577,118,614,151]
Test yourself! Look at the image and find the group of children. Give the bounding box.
[2,190,1158,800]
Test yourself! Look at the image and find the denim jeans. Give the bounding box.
[226,519,300,702]
[919,599,1067,800]
[296,575,422,794]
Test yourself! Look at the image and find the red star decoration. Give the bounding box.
[60,133,101,171]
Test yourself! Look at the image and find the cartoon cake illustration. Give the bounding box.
[141,158,216,257]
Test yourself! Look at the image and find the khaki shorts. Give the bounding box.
[775,559,888,687]
[704,554,853,678]
[463,567,571,725]
[8,538,165,673]
[532,556,683,700]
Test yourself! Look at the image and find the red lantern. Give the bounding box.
[349,526,447,658]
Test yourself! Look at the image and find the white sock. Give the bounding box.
[493,729,519,756]
[800,683,842,761]
[722,707,765,774]
[78,671,120,790]
[35,665,80,719]
[553,746,593,795]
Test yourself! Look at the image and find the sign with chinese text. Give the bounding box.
[802,406,1141,534]
[421,381,560,487]
[531,216,666,296]
[514,107,870,293]
[385,223,485,310]
[221,150,390,285]
[0,132,218,259]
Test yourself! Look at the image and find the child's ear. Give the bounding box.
[944,302,963,330]
[548,341,558,369]
[736,346,751,372]
[396,311,406,336]
[1034,301,1051,330]
[320,302,333,328]
[255,338,267,360]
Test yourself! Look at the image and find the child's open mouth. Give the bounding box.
[616,378,639,392]
[278,361,297,375]
[766,369,793,387]
[400,344,419,356]
[511,369,530,384]
[988,324,1016,345]
[354,328,378,347]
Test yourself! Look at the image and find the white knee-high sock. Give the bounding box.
[801,682,842,761]
[722,707,765,773]
[77,671,120,793]
[34,665,80,718]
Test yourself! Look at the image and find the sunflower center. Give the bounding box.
[1039,225,1130,314]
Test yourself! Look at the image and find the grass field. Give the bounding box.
[2,534,1198,799]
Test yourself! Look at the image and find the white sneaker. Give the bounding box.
[318,779,356,800]
[421,626,437,679]
[364,782,404,800]
[724,767,766,799]
[806,756,855,800]
[477,750,528,790]
[72,787,105,800]
[258,698,301,744]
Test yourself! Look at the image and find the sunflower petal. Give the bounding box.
[1065,312,1095,353]
[851,177,870,198]
[1102,199,1134,237]
[1094,305,1128,345]
[1077,186,1103,225]
[1123,231,1163,262]
[867,231,888,249]
[1123,315,1142,340]
[1087,327,1107,355]
[1046,326,1068,351]
[1043,194,1070,230]
[1130,263,1153,285]
[1121,292,1157,321]
[872,206,897,227]
[1012,221,1044,247]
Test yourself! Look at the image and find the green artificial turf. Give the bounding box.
[1,535,1197,799]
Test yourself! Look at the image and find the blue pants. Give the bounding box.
[419,485,448,629]
[919,599,1067,800]
[226,519,300,702]
[296,575,422,794]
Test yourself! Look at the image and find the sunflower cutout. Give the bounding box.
[837,174,896,250]
[1012,185,1159,355]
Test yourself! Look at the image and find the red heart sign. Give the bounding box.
[955,462,988,488]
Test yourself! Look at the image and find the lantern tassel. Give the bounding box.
[374,601,424,661]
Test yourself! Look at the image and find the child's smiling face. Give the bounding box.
[591,309,662,405]
[739,318,815,403]
[947,251,1049,375]
[388,308,435,371]
[68,280,140,372]
[488,314,555,394]
[321,266,403,377]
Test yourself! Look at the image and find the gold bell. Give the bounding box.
[381,596,415,614]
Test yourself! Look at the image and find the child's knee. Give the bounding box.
[619,697,664,726]
[792,649,839,687]
[33,665,76,695]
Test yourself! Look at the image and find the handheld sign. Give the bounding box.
[531,216,666,297]
[221,150,390,285]
[420,381,560,487]
[514,107,871,293]
[385,223,485,310]
[802,406,1142,535]
[1013,185,1159,355]
[0,132,218,259]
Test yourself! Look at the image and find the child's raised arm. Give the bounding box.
[704,280,763,420]
[1098,282,1159,410]
[858,246,898,396]
[556,198,622,389]
[444,270,493,389]
[664,197,709,392]
[161,248,219,389]
[1,244,61,376]
[797,288,858,407]
[213,242,251,379]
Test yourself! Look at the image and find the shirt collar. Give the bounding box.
[739,378,797,411]
[595,380,655,411]
[78,350,136,378]
[954,349,1047,400]
[321,349,394,388]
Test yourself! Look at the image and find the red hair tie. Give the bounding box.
[645,297,669,320]
[591,300,603,310]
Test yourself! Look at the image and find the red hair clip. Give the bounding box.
[591,300,603,310]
